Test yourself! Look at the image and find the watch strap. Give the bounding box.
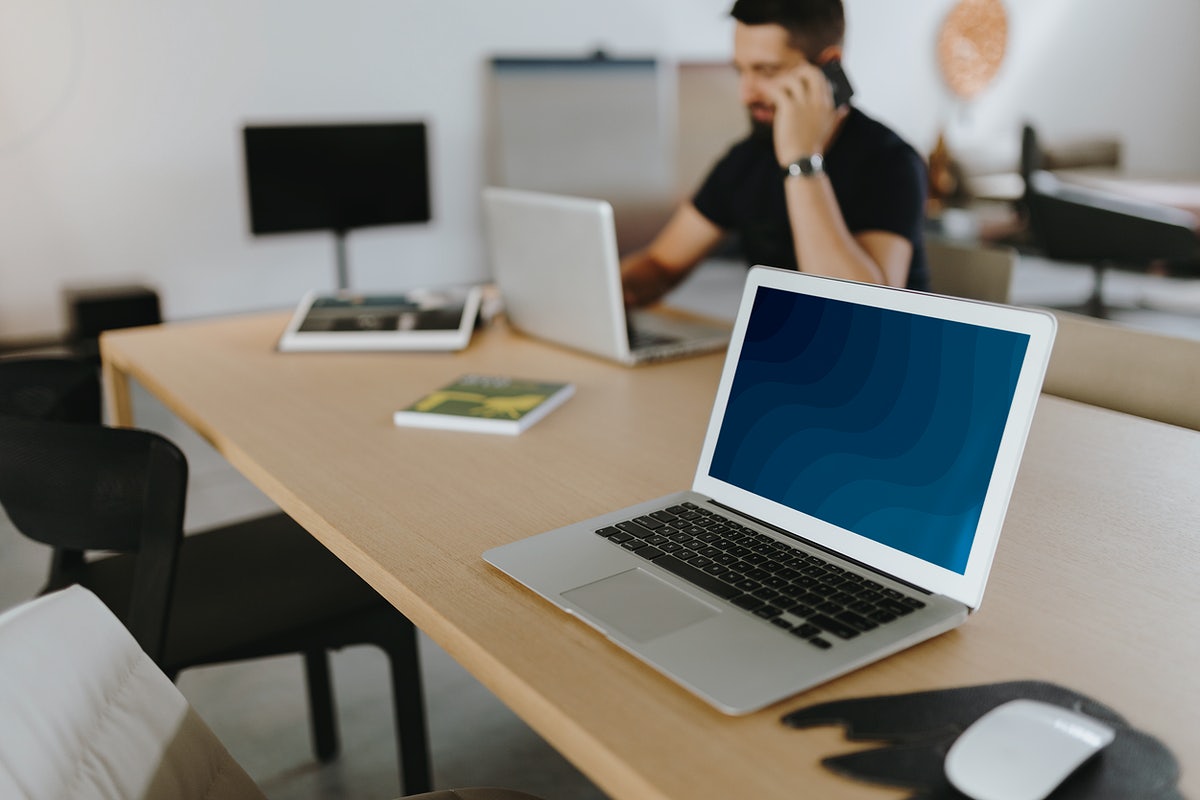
[782,153,825,178]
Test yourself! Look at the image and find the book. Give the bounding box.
[277,286,483,352]
[393,374,575,435]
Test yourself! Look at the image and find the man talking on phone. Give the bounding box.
[621,0,929,306]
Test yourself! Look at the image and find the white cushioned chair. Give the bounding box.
[0,587,544,800]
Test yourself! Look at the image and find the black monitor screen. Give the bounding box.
[242,121,431,235]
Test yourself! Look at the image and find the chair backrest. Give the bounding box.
[0,356,101,423]
[1042,310,1200,431]
[0,416,188,659]
[1019,123,1043,186]
[925,238,1016,304]
[0,586,265,800]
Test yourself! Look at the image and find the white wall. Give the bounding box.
[845,0,1200,176]
[2,0,1198,341]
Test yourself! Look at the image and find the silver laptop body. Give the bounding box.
[485,266,1057,714]
[482,187,729,365]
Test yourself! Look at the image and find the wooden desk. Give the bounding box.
[101,312,1199,799]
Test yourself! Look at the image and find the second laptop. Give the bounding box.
[482,187,730,365]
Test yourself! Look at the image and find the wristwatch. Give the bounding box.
[782,153,825,179]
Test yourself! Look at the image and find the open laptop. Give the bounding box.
[485,266,1056,714]
[482,187,730,365]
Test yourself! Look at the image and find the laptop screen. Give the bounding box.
[705,287,1027,575]
[707,285,1030,576]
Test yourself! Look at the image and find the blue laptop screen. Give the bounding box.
[708,287,1029,574]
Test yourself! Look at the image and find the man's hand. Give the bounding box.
[769,63,841,166]
[620,204,726,307]
[621,252,671,308]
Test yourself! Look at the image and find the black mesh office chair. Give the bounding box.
[0,356,101,423]
[0,360,431,795]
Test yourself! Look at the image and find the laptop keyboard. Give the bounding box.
[595,501,926,651]
[627,324,679,349]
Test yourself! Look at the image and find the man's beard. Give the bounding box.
[748,116,773,141]
[746,106,773,141]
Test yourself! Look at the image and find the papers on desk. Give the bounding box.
[393,374,575,435]
[277,286,483,352]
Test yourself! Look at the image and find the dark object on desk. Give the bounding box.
[64,284,161,362]
[242,121,431,290]
[781,680,1182,799]
[0,410,432,796]
[1023,167,1198,319]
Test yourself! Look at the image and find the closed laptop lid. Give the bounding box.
[692,267,1057,609]
[482,187,631,361]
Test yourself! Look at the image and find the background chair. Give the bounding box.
[1023,168,1199,318]
[0,586,543,800]
[0,363,432,796]
[1042,310,1200,431]
[0,356,101,423]
[0,357,115,587]
[924,238,1016,304]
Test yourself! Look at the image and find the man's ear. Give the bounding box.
[816,45,843,65]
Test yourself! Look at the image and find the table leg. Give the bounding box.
[101,353,134,427]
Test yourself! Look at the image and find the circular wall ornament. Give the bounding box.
[937,0,1008,99]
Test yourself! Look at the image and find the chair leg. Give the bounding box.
[303,648,340,762]
[1086,262,1110,319]
[386,617,432,795]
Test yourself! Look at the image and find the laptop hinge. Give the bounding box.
[707,499,933,596]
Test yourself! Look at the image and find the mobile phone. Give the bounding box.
[820,58,855,108]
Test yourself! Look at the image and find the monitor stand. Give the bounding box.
[333,229,350,291]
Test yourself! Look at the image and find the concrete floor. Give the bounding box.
[2,254,1198,799]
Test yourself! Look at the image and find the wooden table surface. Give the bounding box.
[101,312,1199,799]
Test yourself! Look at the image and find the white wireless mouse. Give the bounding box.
[944,698,1116,800]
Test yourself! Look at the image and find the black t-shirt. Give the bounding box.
[692,107,929,291]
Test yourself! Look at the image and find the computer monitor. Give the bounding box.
[242,121,431,288]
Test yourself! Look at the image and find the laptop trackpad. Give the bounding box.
[562,568,719,643]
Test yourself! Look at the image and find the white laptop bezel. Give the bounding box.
[691,266,1057,610]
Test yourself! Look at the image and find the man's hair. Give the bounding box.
[729,0,845,61]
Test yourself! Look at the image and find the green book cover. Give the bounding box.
[393,374,575,435]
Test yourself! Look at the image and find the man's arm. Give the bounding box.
[771,63,913,288]
[620,202,727,307]
[784,177,913,286]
